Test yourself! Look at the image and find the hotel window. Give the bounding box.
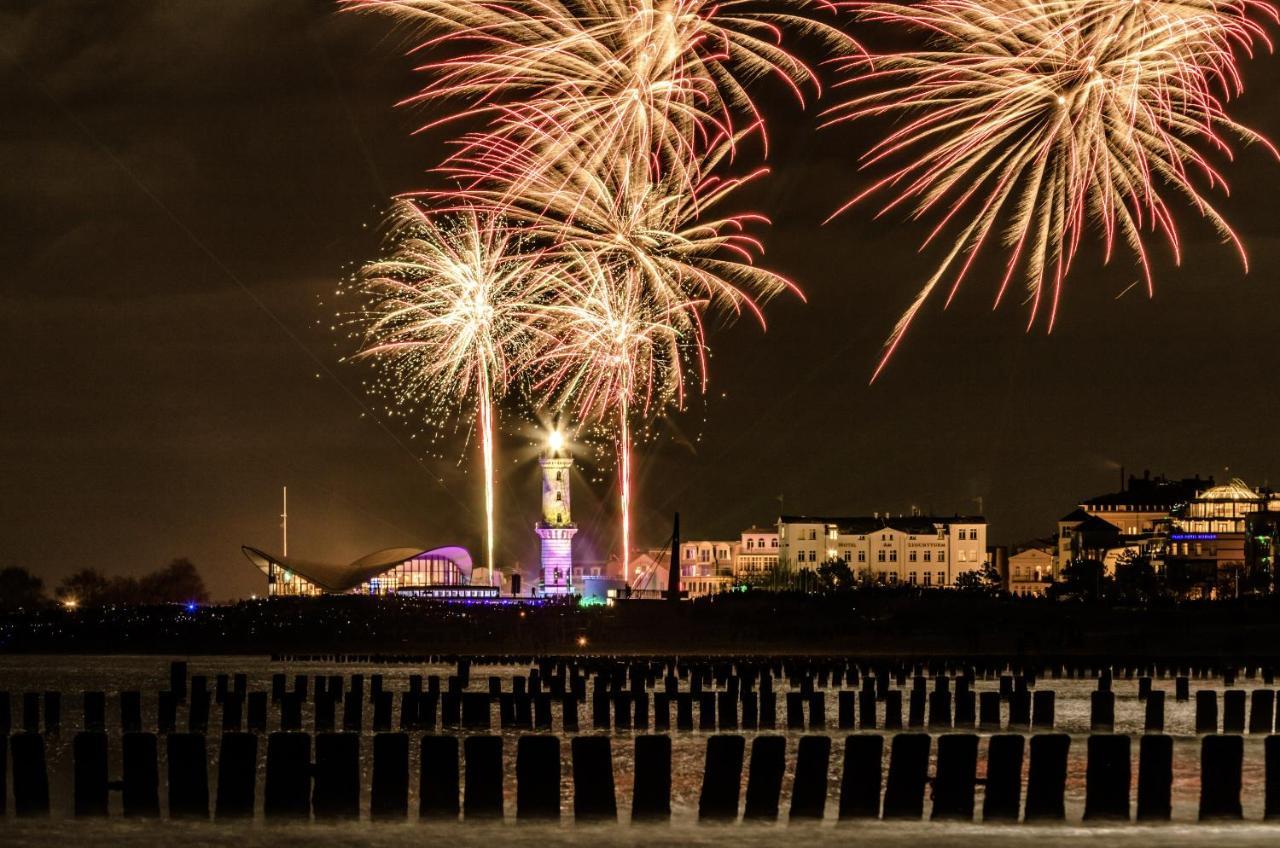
[842,551,852,562]
[877,550,886,563]
[923,551,932,562]
[908,571,917,585]
[938,551,945,562]
[771,538,778,548]
[908,551,917,562]
[746,539,753,550]
[889,550,898,562]
[809,551,817,562]
[888,573,898,584]
[856,551,865,562]
[923,573,932,586]
[937,571,945,585]
[808,529,817,541]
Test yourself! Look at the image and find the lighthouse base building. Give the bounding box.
[537,434,577,596]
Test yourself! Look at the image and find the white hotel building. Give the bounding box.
[777,514,988,587]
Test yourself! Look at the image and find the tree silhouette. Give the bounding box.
[0,567,47,610]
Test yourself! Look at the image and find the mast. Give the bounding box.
[281,485,288,558]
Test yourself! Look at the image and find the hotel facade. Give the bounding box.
[777,514,988,587]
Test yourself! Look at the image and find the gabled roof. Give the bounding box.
[242,545,472,593]
[1071,515,1124,537]
[1012,537,1056,554]
[1059,507,1092,523]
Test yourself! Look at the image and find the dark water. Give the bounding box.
[2,655,1277,844]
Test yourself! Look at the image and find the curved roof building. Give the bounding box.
[242,545,478,597]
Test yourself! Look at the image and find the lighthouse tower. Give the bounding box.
[537,429,577,595]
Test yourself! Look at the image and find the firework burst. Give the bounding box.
[532,248,699,580]
[353,203,553,579]
[344,0,857,191]
[343,0,826,580]
[827,0,1277,379]
[435,132,802,384]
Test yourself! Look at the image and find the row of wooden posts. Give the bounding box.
[269,654,1280,684]
[9,682,1280,737]
[4,730,1278,823]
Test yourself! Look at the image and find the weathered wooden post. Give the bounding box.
[463,735,504,820]
[1199,734,1243,821]
[419,735,461,821]
[73,731,109,817]
[632,734,672,822]
[264,731,311,820]
[215,732,257,819]
[313,732,360,821]
[1024,734,1069,822]
[1136,734,1172,822]
[698,734,745,822]
[167,732,209,820]
[742,735,785,821]
[882,733,930,820]
[516,735,561,821]
[931,733,978,821]
[122,732,161,818]
[371,732,409,821]
[1083,734,1130,821]
[571,735,617,822]
[983,734,1024,822]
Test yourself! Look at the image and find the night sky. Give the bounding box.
[4,1,1279,600]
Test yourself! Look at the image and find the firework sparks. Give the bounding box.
[532,249,698,581]
[344,0,825,580]
[353,203,553,581]
[441,141,800,579]
[434,132,803,381]
[343,0,857,191]
[827,0,1277,380]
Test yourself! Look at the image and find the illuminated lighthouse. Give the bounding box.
[537,428,577,595]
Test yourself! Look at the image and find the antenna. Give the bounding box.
[281,486,288,558]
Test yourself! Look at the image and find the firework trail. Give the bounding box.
[827,0,1277,380]
[441,139,800,577]
[344,0,832,581]
[353,203,553,582]
[532,249,698,581]
[343,0,857,192]
[435,131,802,358]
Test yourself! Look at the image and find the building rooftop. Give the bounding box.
[1080,472,1210,509]
[1197,478,1262,502]
[779,514,986,535]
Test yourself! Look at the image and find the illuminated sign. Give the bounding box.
[1170,533,1218,541]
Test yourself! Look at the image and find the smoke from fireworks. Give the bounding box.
[827,0,1277,380]
[352,203,552,580]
